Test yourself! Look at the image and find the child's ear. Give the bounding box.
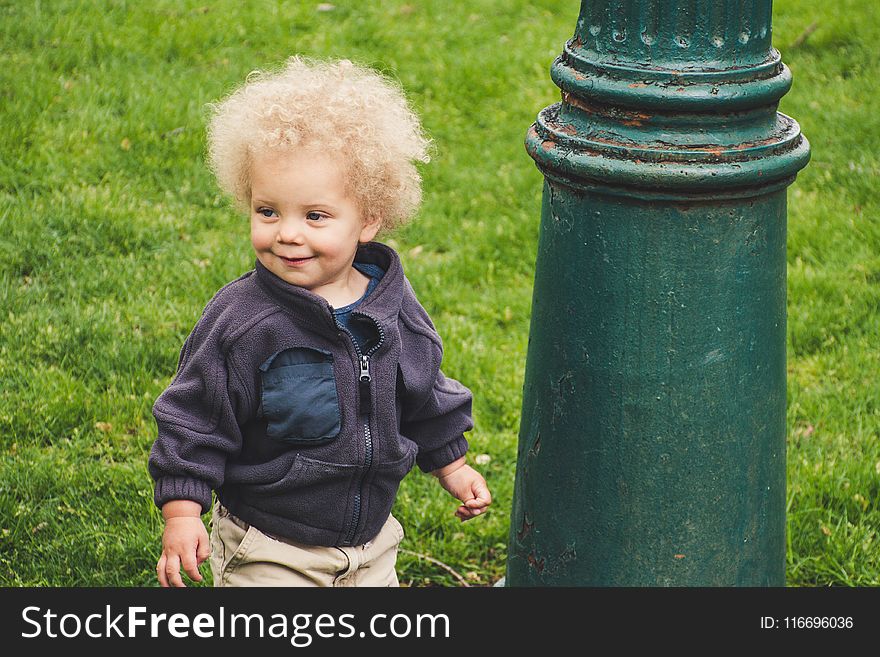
[359,214,382,243]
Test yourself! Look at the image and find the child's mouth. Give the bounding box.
[279,255,314,267]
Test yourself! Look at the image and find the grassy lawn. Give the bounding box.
[0,0,876,587]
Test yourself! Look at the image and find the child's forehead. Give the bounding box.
[248,147,360,202]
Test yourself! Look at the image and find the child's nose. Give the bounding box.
[277,218,305,244]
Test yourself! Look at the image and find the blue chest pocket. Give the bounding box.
[259,347,341,445]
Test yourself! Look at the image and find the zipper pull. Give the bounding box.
[359,355,372,415]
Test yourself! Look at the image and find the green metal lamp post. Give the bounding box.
[507,0,809,586]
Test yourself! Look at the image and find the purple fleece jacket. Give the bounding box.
[148,242,472,547]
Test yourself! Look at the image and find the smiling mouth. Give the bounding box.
[278,255,315,266]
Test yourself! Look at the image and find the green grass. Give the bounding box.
[0,0,877,587]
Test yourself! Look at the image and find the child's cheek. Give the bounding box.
[250,220,274,252]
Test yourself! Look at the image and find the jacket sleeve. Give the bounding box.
[148,308,252,515]
[401,366,473,472]
[397,284,473,472]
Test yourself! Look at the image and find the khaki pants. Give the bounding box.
[209,502,403,587]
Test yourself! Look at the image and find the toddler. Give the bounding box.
[149,57,491,587]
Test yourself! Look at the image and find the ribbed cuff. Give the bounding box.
[416,435,469,473]
[154,476,213,515]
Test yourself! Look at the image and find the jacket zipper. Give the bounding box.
[337,311,385,546]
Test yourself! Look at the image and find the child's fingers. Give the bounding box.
[164,553,185,588]
[471,482,492,505]
[455,505,484,521]
[464,490,491,509]
[181,553,203,582]
[197,537,212,563]
[156,555,169,588]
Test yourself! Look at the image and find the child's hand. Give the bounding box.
[157,501,211,587]
[432,457,492,521]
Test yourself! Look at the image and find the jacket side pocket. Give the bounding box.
[259,347,341,445]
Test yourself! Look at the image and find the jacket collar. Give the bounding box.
[253,242,405,329]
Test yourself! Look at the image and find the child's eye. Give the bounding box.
[306,211,325,222]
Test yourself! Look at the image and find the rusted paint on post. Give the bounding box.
[507,0,809,586]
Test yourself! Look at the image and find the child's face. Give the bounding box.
[249,149,380,302]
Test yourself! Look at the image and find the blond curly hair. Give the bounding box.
[206,56,431,231]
